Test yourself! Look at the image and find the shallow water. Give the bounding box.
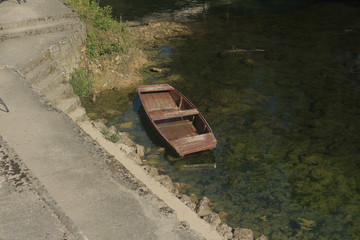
[91,0,360,239]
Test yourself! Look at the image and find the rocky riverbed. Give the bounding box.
[79,1,360,238]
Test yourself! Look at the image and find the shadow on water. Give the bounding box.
[87,0,360,239]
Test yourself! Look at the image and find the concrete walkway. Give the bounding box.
[0,68,201,240]
[0,136,80,240]
[0,1,223,240]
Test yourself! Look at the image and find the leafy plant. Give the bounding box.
[86,31,125,58]
[107,134,119,143]
[93,5,115,31]
[102,127,110,136]
[64,0,129,59]
[69,68,94,98]
[101,127,119,143]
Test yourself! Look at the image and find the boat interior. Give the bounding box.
[139,90,211,141]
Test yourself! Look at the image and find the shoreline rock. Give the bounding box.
[91,119,267,240]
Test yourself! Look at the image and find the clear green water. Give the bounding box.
[90,0,360,239]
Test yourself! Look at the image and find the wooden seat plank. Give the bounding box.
[170,133,217,156]
[150,108,199,121]
[138,84,174,93]
[157,120,197,141]
[157,120,192,128]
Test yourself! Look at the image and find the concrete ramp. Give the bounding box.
[0,65,202,240]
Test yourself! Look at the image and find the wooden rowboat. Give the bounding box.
[137,84,217,156]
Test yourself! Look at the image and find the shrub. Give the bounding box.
[107,134,119,143]
[86,31,125,58]
[102,127,119,143]
[64,0,128,59]
[93,5,115,31]
[69,68,94,98]
[86,31,100,58]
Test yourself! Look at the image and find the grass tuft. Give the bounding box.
[69,67,94,98]
[64,0,129,59]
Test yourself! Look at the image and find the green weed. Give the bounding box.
[64,0,128,59]
[69,68,94,98]
[107,134,120,143]
[102,127,119,143]
[86,31,125,58]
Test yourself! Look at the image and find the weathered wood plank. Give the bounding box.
[157,120,191,128]
[159,92,177,109]
[170,133,217,156]
[156,92,168,108]
[138,84,174,93]
[146,92,177,111]
[150,93,161,109]
[158,120,197,141]
[150,109,199,121]
[141,93,157,110]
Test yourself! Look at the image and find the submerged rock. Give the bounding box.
[173,182,187,193]
[202,212,222,228]
[145,147,152,154]
[233,228,254,240]
[117,143,136,155]
[216,223,233,239]
[218,211,228,221]
[105,109,121,116]
[256,235,268,240]
[147,153,160,161]
[189,194,198,203]
[92,120,107,131]
[150,67,169,73]
[136,144,145,158]
[108,125,117,136]
[147,159,160,165]
[195,196,212,217]
[158,175,178,194]
[156,147,165,154]
[127,152,142,165]
[167,154,181,161]
[178,194,196,210]
[119,121,133,129]
[118,132,135,147]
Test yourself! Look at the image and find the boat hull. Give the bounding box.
[137,84,217,156]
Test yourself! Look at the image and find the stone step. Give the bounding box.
[0,12,78,30]
[0,29,84,73]
[25,59,57,84]
[68,107,89,123]
[0,19,83,43]
[45,83,74,104]
[34,71,66,95]
[20,49,51,75]
[56,96,81,114]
